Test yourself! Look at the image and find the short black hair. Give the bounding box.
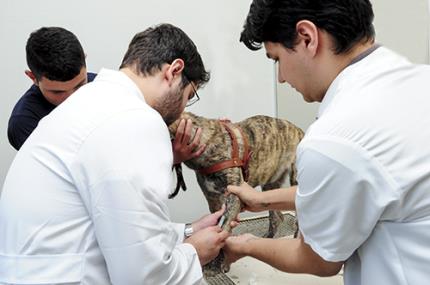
[120,23,210,88]
[26,27,86,81]
[240,0,375,54]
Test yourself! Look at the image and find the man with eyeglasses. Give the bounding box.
[186,79,200,106]
[0,24,229,284]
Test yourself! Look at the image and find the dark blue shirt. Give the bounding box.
[7,72,96,150]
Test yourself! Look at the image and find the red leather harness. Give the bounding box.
[197,120,252,181]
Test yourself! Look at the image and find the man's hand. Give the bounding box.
[172,118,206,164]
[185,226,229,266]
[192,204,239,232]
[223,233,258,264]
[192,205,225,232]
[227,182,266,212]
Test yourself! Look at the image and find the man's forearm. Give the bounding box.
[243,236,343,277]
[259,186,296,211]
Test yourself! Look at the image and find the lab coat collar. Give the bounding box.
[94,68,147,104]
[317,44,382,119]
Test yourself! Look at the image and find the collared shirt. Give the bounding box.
[7,73,97,151]
[296,47,430,285]
[0,69,203,285]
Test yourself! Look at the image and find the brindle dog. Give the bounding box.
[168,112,304,275]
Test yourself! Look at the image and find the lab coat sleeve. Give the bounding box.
[295,136,399,262]
[70,110,203,285]
[171,222,186,243]
[89,174,203,285]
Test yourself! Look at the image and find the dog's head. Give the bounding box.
[168,112,199,140]
[168,112,232,169]
[168,112,246,200]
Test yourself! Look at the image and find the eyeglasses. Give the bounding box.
[185,77,200,107]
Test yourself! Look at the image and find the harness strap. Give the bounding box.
[198,120,251,181]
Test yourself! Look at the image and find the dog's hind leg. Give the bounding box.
[262,171,288,238]
[266,210,284,238]
[288,162,301,238]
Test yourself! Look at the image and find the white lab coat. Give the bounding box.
[296,47,430,284]
[0,69,204,284]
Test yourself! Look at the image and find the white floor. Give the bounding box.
[226,257,343,285]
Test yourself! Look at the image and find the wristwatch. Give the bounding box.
[184,223,194,238]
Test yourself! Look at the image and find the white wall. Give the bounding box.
[277,0,430,131]
[0,0,276,222]
[2,0,429,222]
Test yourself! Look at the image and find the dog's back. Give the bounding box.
[238,115,304,187]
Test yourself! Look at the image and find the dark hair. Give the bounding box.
[26,27,86,81]
[120,23,210,88]
[240,0,375,54]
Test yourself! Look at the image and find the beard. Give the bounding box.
[153,84,185,126]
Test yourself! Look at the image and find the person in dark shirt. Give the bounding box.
[8,27,94,150]
[8,27,206,164]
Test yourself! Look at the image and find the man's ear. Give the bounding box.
[25,70,38,85]
[296,20,319,57]
[165,59,185,87]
